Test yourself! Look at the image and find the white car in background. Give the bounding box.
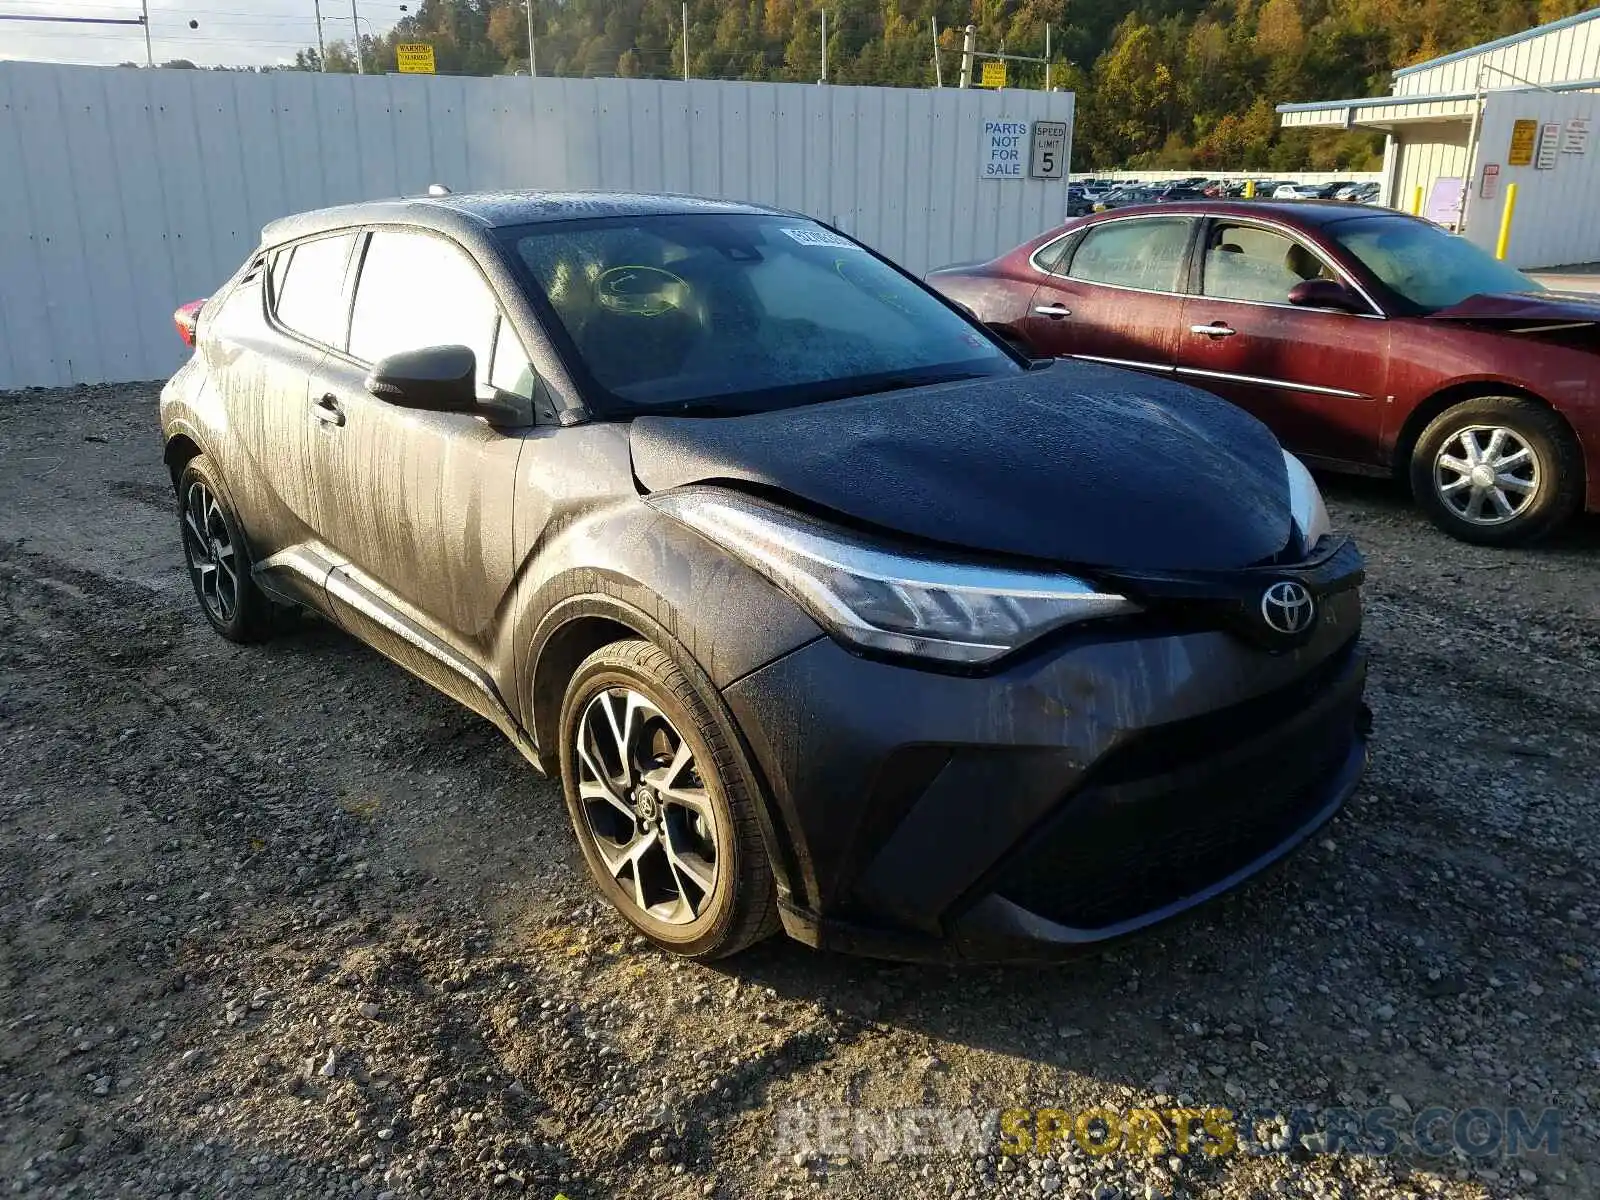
[1272,183,1323,199]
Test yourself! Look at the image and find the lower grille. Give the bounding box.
[994,645,1364,931]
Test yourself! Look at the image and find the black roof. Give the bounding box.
[261,190,788,246]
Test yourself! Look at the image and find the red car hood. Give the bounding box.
[1427,291,1600,324]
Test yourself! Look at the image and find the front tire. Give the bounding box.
[177,457,274,643]
[1410,396,1582,546]
[557,639,779,959]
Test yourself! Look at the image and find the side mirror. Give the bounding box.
[365,345,477,412]
[1288,278,1364,314]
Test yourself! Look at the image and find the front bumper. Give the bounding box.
[722,589,1368,962]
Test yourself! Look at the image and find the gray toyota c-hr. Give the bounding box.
[161,190,1369,962]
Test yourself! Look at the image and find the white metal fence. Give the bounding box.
[0,62,1075,389]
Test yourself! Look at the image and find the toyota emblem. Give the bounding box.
[1261,580,1316,636]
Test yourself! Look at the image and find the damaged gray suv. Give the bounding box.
[161,191,1369,962]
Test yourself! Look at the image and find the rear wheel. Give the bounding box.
[557,639,778,959]
[177,457,274,642]
[1409,396,1583,546]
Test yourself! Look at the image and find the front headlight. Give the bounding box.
[646,487,1139,666]
[1283,451,1333,548]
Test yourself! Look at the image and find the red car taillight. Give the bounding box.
[174,299,206,348]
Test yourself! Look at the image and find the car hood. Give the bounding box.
[629,362,1293,572]
[1427,290,1600,324]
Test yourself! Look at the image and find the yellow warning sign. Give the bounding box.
[1508,119,1538,166]
[396,43,436,74]
[980,60,1007,89]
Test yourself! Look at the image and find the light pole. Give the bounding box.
[324,5,403,73]
[350,0,364,73]
[527,0,537,78]
[313,0,327,72]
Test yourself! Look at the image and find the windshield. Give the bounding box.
[501,214,1014,414]
[1331,214,1544,311]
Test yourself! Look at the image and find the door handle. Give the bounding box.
[1034,304,1073,318]
[1189,322,1237,338]
[311,394,345,427]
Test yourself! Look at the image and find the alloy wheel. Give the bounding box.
[181,479,240,624]
[574,686,720,925]
[1433,425,1541,526]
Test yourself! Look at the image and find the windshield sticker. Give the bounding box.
[781,227,858,249]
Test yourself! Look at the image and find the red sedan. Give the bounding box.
[929,200,1600,545]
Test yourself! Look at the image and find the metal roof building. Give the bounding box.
[1276,7,1600,268]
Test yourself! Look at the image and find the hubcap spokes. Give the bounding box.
[1434,426,1540,526]
[575,687,718,926]
[181,481,238,623]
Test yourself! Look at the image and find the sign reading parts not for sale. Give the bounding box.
[980,119,1028,179]
[396,42,436,73]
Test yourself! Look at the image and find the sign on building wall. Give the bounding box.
[396,43,437,73]
[1562,116,1591,155]
[1536,121,1562,169]
[980,61,1007,89]
[1508,119,1538,166]
[1029,121,1068,179]
[1480,162,1500,199]
[1424,177,1465,230]
[980,119,1028,179]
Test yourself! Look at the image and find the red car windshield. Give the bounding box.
[1330,214,1544,312]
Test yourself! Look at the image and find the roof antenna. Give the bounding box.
[426,183,452,196]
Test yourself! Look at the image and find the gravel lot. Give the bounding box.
[2,382,1598,1200]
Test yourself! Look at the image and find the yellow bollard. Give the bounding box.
[1412,185,1424,215]
[1243,178,1256,199]
[1496,183,1519,260]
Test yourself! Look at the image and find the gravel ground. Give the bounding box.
[2,382,1598,1200]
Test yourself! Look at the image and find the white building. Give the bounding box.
[1277,7,1600,268]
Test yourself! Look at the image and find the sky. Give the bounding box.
[0,0,408,68]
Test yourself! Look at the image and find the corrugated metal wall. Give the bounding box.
[1394,11,1600,96]
[0,62,1074,389]
[1391,122,1471,219]
[1465,90,1600,268]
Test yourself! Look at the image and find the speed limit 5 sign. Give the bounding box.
[1029,121,1069,180]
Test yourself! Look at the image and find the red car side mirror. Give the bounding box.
[1288,278,1365,314]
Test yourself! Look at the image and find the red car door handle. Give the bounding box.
[311,394,345,427]
[1189,322,1236,338]
[1034,304,1073,318]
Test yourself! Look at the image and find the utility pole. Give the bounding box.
[313,0,327,71]
[1044,24,1051,91]
[141,0,153,66]
[931,16,942,88]
[527,0,537,77]
[958,24,975,89]
[350,0,364,73]
[819,9,827,84]
[682,2,689,81]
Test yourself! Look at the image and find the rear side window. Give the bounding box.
[273,233,356,346]
[348,229,498,383]
[1068,218,1193,293]
[1033,231,1081,275]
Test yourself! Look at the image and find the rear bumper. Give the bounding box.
[722,592,1368,963]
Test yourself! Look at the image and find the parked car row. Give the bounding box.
[1071,178,1382,213]
[162,190,1377,967]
